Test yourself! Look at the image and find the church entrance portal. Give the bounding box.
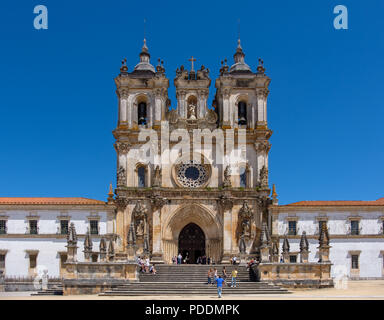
[178,223,205,264]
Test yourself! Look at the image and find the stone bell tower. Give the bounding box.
[215,39,272,192]
[112,39,170,252]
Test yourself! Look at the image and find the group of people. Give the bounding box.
[207,267,238,298]
[136,256,157,274]
[172,253,216,265]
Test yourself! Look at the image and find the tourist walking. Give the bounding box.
[231,268,238,287]
[172,256,176,264]
[215,275,225,298]
[177,253,182,265]
[207,268,213,284]
[222,266,227,281]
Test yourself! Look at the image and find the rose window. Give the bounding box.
[175,161,210,188]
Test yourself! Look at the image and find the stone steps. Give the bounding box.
[31,285,63,296]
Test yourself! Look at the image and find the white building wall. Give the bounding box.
[0,208,111,277]
[275,208,384,279]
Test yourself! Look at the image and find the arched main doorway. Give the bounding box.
[178,223,205,264]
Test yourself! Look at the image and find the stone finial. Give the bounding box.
[99,237,107,253]
[260,222,271,247]
[127,221,136,247]
[257,58,266,74]
[67,222,77,245]
[271,184,278,205]
[107,183,114,203]
[108,239,115,256]
[272,241,278,256]
[120,58,128,74]
[84,229,93,252]
[282,236,290,253]
[319,222,330,247]
[300,231,309,252]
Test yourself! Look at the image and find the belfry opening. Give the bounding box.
[178,223,205,264]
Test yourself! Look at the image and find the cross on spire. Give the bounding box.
[188,56,196,71]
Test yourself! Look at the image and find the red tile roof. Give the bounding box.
[0,197,105,205]
[283,197,384,207]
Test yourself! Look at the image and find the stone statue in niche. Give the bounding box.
[188,104,197,120]
[132,201,147,238]
[152,165,162,187]
[206,109,218,124]
[223,165,232,188]
[117,166,126,186]
[259,165,268,187]
[238,200,253,241]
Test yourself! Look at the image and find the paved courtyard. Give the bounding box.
[1,280,384,300]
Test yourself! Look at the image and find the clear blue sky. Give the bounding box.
[0,0,383,204]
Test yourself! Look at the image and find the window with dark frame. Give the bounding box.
[289,255,297,263]
[288,221,297,236]
[351,255,359,269]
[319,220,327,233]
[29,220,38,234]
[138,166,146,187]
[60,220,69,235]
[92,254,98,262]
[351,220,359,235]
[0,220,6,234]
[90,220,99,235]
[29,254,37,269]
[0,254,5,270]
[240,167,247,188]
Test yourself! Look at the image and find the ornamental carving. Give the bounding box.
[115,196,129,210]
[149,194,168,210]
[238,200,253,241]
[167,109,179,124]
[114,142,130,154]
[255,141,271,153]
[206,109,218,124]
[152,165,162,187]
[118,89,129,99]
[259,165,268,187]
[256,88,269,99]
[175,161,210,188]
[218,194,234,211]
[222,166,232,188]
[117,166,126,186]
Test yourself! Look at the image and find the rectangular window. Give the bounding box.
[288,221,297,236]
[60,220,69,235]
[0,220,7,234]
[0,254,5,270]
[319,220,326,233]
[351,255,359,269]
[92,254,98,262]
[351,220,359,235]
[240,168,247,188]
[29,220,38,234]
[29,255,37,269]
[289,255,297,263]
[90,220,99,235]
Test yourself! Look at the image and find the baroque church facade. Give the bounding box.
[0,39,383,282]
[113,38,272,264]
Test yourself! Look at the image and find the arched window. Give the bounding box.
[138,166,146,187]
[240,167,247,188]
[138,102,147,125]
[238,101,247,125]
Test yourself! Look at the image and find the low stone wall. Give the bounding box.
[63,278,130,295]
[256,262,333,288]
[62,261,138,295]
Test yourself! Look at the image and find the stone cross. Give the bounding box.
[188,56,196,71]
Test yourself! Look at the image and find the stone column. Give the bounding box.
[115,197,128,252]
[150,194,167,263]
[256,88,268,126]
[119,89,128,126]
[222,89,231,128]
[219,194,233,263]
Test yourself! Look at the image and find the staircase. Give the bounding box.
[31,284,63,296]
[100,265,290,296]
